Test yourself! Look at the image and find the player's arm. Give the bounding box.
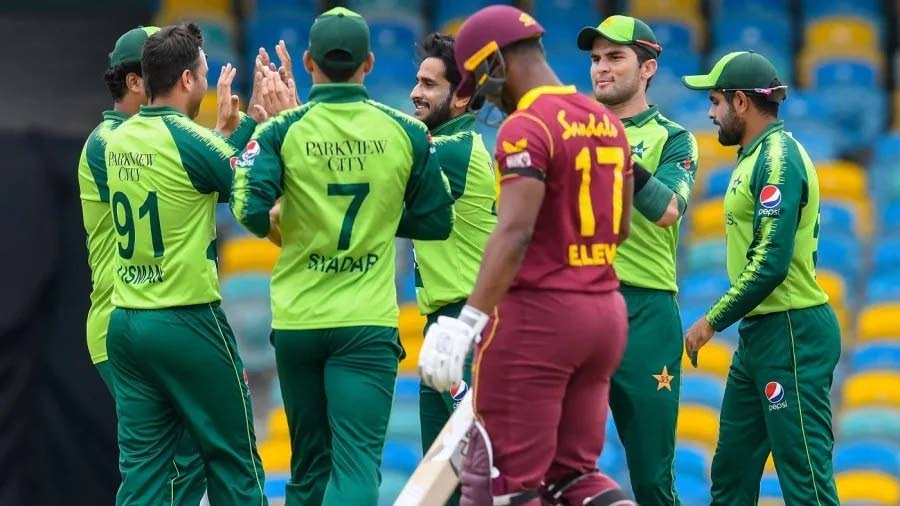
[230,119,289,238]
[619,153,634,242]
[396,123,454,240]
[632,129,698,227]
[225,113,257,151]
[705,139,806,331]
[163,116,242,203]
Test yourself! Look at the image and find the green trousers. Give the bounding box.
[96,361,207,505]
[711,304,841,506]
[609,285,682,506]
[107,303,267,506]
[418,300,472,506]
[273,326,402,506]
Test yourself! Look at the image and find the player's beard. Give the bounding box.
[593,71,641,107]
[421,95,453,131]
[717,107,745,146]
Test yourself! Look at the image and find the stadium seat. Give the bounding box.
[646,20,695,52]
[346,0,422,16]
[872,243,900,277]
[780,90,834,124]
[676,404,719,450]
[858,304,900,341]
[667,94,714,133]
[836,470,900,505]
[369,19,421,57]
[818,86,887,154]
[816,160,867,202]
[380,469,410,506]
[264,474,288,501]
[714,0,790,17]
[801,0,884,26]
[253,0,317,17]
[834,440,900,477]
[267,408,288,442]
[760,472,783,500]
[680,340,733,378]
[812,58,880,89]
[850,342,900,372]
[685,239,727,274]
[815,236,861,285]
[805,18,879,53]
[195,91,218,129]
[679,272,731,307]
[680,373,725,409]
[764,452,775,472]
[879,201,900,236]
[655,49,702,80]
[220,236,281,275]
[383,439,420,473]
[435,0,499,29]
[388,403,421,442]
[258,438,291,472]
[694,131,739,169]
[787,122,840,161]
[534,0,597,50]
[628,0,705,40]
[842,371,900,409]
[838,407,900,443]
[818,200,857,240]
[817,270,846,309]
[220,274,273,372]
[688,200,725,242]
[598,441,624,475]
[674,473,711,505]
[674,443,709,479]
[701,167,732,199]
[711,15,791,51]
[394,375,420,404]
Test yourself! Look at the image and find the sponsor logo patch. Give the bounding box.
[505,150,532,168]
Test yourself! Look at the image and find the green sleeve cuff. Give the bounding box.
[634,176,675,222]
[227,113,257,150]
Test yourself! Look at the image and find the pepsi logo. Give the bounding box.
[765,381,784,403]
[242,140,260,161]
[229,156,238,170]
[759,185,782,209]
[450,380,468,402]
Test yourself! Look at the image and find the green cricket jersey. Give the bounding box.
[105,106,256,309]
[614,106,698,292]
[231,84,454,330]
[412,113,496,315]
[79,110,129,364]
[706,121,828,331]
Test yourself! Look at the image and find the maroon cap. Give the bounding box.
[454,5,545,96]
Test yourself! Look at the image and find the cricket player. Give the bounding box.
[577,15,698,505]
[78,26,209,504]
[230,7,454,506]
[104,23,268,506]
[409,31,497,506]
[681,51,841,505]
[418,6,637,506]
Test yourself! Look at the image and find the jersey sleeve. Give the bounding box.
[230,109,300,238]
[706,136,807,331]
[394,118,454,241]
[226,112,257,151]
[655,128,698,212]
[495,113,552,184]
[83,125,112,203]
[162,115,239,203]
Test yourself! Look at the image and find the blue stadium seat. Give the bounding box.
[680,304,711,334]
[379,470,410,506]
[647,72,695,113]
[786,121,840,161]
[818,86,887,154]
[598,441,624,475]
[703,167,733,199]
[865,273,900,304]
[874,133,900,164]
[850,342,900,372]
[712,16,791,51]
[834,440,900,477]
[382,439,420,473]
[780,90,834,124]
[880,202,900,236]
[715,0,790,17]
[347,0,423,16]
[816,236,861,283]
[220,274,273,373]
[681,374,725,409]
[801,0,884,26]
[818,200,856,239]
[873,238,900,274]
[394,375,420,403]
[265,474,289,500]
[839,408,900,443]
[760,473,783,499]
[675,473,711,505]
[814,59,880,88]
[647,20,694,52]
[687,239,725,274]
[388,403,421,441]
[679,272,732,306]
[674,443,709,480]
[552,53,591,92]
[256,0,317,17]
[244,13,314,95]
[655,49,701,85]
[534,0,596,49]
[435,0,499,28]
[667,94,715,132]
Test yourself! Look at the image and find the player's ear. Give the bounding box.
[180,68,193,91]
[641,58,658,82]
[303,51,315,74]
[362,52,375,75]
[452,91,471,111]
[126,73,143,95]
[733,90,750,114]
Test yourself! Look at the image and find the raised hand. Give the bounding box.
[215,64,241,136]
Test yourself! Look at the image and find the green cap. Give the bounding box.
[682,51,786,101]
[577,15,661,58]
[309,7,370,73]
[109,26,160,68]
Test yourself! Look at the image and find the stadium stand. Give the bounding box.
[150,0,900,503]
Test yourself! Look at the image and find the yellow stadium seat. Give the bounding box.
[676,404,719,450]
[681,340,733,378]
[399,304,426,373]
[836,471,900,505]
[817,270,846,309]
[858,303,900,340]
[695,131,739,169]
[258,439,291,473]
[196,91,218,130]
[758,500,783,506]
[764,453,775,472]
[816,161,867,202]
[842,371,900,409]
[628,0,705,48]
[805,18,879,53]
[158,0,232,17]
[267,409,289,442]
[400,336,423,373]
[689,199,725,242]
[440,18,466,36]
[220,237,281,276]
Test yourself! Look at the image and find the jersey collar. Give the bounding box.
[102,110,131,122]
[432,113,476,137]
[139,105,189,118]
[309,83,369,104]
[622,105,659,127]
[738,120,784,161]
[517,85,577,111]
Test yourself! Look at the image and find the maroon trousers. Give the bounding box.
[464,288,628,505]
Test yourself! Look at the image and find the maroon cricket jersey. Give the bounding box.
[495,85,633,293]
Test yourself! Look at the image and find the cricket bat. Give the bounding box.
[394,392,474,505]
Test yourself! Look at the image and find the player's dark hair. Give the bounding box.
[629,45,655,91]
[142,23,204,101]
[104,61,142,101]
[320,49,359,82]
[418,32,485,110]
[723,77,782,118]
